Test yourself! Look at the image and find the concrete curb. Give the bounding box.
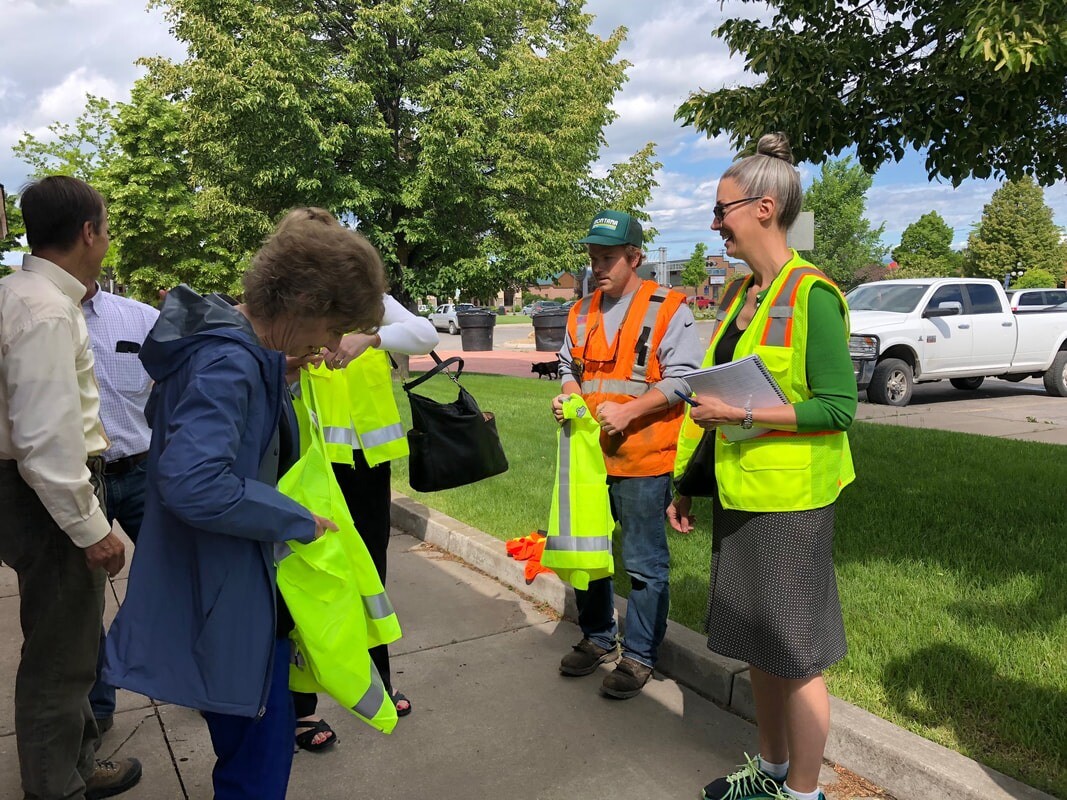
[391,491,1055,800]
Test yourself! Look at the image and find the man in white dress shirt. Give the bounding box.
[81,280,159,733]
[0,176,141,799]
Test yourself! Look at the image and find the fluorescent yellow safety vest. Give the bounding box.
[305,347,408,468]
[675,252,855,512]
[276,383,402,734]
[541,395,615,590]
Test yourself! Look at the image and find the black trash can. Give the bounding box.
[456,308,496,352]
[532,307,569,352]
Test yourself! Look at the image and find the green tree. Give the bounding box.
[1,189,25,270]
[965,178,1067,282]
[1013,267,1059,289]
[13,95,117,184]
[891,211,963,278]
[680,242,708,288]
[149,0,647,300]
[101,80,240,301]
[801,158,886,286]
[675,1,1067,185]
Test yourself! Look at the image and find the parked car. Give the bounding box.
[429,302,475,334]
[846,278,1067,406]
[1005,288,1067,311]
[687,296,711,309]
[560,300,577,310]
[524,300,561,316]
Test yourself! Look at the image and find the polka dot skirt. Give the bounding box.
[703,495,847,679]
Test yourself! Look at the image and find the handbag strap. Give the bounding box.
[402,350,464,392]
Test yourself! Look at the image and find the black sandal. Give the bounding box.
[392,691,412,717]
[295,718,338,752]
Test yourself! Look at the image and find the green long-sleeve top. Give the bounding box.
[717,283,857,433]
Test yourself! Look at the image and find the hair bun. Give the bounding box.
[756,132,794,165]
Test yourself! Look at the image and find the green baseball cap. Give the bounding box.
[578,209,643,247]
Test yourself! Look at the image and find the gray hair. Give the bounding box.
[721,132,802,229]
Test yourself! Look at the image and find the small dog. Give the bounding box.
[531,359,560,380]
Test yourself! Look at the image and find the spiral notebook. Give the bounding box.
[681,354,788,441]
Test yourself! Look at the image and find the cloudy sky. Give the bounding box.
[3,0,1065,264]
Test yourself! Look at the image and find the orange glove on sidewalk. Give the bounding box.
[505,531,554,584]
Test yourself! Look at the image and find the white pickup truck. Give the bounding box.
[846,278,1067,406]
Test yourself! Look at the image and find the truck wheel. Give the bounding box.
[950,377,984,391]
[448,321,458,335]
[1043,351,1067,397]
[868,358,913,406]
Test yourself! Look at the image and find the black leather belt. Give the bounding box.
[103,451,148,476]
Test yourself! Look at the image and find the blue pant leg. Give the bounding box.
[92,466,148,720]
[109,464,147,544]
[611,475,673,667]
[575,575,617,651]
[203,638,295,800]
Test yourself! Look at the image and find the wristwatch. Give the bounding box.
[740,404,754,430]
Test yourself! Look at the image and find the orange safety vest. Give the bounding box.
[567,280,686,477]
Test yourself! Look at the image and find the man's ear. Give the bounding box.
[81,220,97,246]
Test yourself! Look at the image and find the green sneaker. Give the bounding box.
[701,754,787,800]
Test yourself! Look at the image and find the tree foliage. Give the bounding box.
[801,158,886,287]
[1013,267,1059,289]
[148,0,655,300]
[965,178,1067,283]
[12,95,118,184]
[680,242,708,288]
[891,211,963,278]
[1,190,24,266]
[102,80,241,301]
[675,1,1067,185]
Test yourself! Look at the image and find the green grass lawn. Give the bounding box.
[389,374,1066,797]
[495,314,532,324]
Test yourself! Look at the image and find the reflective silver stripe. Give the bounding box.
[543,535,612,552]
[762,267,825,347]
[363,591,395,620]
[557,420,573,538]
[573,296,595,347]
[591,377,649,396]
[308,410,320,431]
[359,422,405,450]
[710,279,748,343]
[631,288,669,383]
[351,667,387,719]
[323,425,358,447]
[274,541,293,562]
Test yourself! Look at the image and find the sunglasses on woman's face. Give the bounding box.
[712,196,762,223]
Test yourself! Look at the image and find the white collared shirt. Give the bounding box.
[82,286,159,460]
[0,254,111,547]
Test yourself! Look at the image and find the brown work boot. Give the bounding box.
[85,757,142,799]
[559,638,620,676]
[600,656,653,699]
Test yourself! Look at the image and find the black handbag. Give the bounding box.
[673,430,717,497]
[401,351,509,492]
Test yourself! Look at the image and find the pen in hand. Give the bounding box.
[674,390,700,407]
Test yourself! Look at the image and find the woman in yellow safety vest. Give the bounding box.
[667,133,857,800]
[274,208,438,752]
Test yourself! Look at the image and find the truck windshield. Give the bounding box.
[846,284,929,313]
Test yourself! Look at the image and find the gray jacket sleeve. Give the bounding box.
[651,302,703,405]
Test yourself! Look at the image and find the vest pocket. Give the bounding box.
[738,438,811,472]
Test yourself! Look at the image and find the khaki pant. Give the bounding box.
[0,460,105,800]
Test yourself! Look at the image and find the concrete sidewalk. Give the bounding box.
[1,531,860,800]
[3,514,1055,800]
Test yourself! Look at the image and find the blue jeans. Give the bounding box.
[90,463,147,720]
[204,638,295,800]
[576,474,673,667]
